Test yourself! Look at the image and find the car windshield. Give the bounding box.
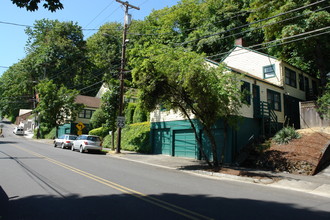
[87,136,100,142]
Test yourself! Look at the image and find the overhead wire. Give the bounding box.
[207,26,330,60]
[179,0,327,46]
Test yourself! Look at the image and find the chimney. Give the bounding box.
[235,38,245,47]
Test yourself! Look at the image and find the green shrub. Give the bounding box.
[45,127,56,139]
[132,104,148,123]
[102,134,112,149]
[89,127,110,138]
[121,122,151,153]
[89,108,106,129]
[33,125,52,139]
[125,103,137,124]
[272,126,301,145]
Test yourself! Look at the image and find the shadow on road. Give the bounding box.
[2,192,330,220]
[0,141,18,145]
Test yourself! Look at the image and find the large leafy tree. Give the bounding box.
[86,22,122,82]
[131,45,243,167]
[0,58,36,121]
[35,80,83,133]
[247,0,330,87]
[11,0,63,12]
[25,19,98,94]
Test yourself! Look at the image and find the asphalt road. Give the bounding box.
[1,122,330,220]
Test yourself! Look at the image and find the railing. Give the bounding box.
[258,101,278,137]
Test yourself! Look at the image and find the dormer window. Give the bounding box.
[263,64,276,79]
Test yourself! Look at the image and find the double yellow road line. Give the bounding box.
[13,144,213,220]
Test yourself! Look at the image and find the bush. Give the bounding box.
[89,127,110,138]
[102,134,112,149]
[45,127,56,139]
[125,103,137,124]
[33,125,52,139]
[121,122,151,153]
[89,108,106,129]
[132,104,148,123]
[272,126,301,145]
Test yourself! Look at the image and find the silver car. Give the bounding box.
[72,135,102,153]
[54,135,77,149]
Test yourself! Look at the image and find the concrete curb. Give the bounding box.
[107,152,330,198]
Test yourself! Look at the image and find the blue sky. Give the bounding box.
[0,0,179,75]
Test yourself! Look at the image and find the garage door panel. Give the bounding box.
[174,130,197,159]
[153,129,171,155]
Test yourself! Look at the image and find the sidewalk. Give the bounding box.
[25,133,330,198]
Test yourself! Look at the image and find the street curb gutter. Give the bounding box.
[107,153,330,199]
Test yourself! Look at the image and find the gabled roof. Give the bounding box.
[205,59,283,89]
[220,45,315,77]
[75,95,101,108]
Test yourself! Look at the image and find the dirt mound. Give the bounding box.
[251,128,330,175]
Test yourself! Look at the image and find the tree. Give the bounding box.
[247,0,330,87]
[11,0,63,12]
[317,81,330,119]
[131,45,243,167]
[89,108,106,129]
[0,58,36,121]
[101,83,120,150]
[35,80,83,135]
[25,19,99,95]
[86,22,122,82]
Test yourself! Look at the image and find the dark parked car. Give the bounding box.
[54,135,77,149]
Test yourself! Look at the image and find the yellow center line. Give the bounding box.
[12,144,213,220]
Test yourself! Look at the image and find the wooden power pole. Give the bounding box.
[115,0,140,153]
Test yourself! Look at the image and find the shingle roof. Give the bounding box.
[75,95,101,108]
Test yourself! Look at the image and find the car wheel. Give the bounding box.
[71,145,75,151]
[54,143,57,147]
[79,146,84,153]
[61,143,65,149]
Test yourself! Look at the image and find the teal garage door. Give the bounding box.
[174,129,197,159]
[153,129,171,155]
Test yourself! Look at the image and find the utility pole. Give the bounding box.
[115,0,140,154]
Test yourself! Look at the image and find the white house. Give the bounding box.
[150,44,319,163]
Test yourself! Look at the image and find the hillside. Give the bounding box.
[244,128,330,175]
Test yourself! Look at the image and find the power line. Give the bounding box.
[179,0,327,46]
[207,26,330,60]
[83,1,116,29]
[207,28,330,62]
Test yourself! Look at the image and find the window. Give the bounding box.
[299,74,305,91]
[263,64,276,78]
[285,67,296,88]
[241,81,251,105]
[267,89,281,111]
[78,109,95,119]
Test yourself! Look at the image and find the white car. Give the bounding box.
[72,135,102,153]
[54,134,77,149]
[13,127,24,135]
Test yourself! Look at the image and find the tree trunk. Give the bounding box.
[111,129,116,150]
[220,121,228,164]
[179,107,212,167]
[203,126,219,167]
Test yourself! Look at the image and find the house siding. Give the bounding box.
[223,46,282,87]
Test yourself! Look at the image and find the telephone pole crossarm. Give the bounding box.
[115,0,140,10]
